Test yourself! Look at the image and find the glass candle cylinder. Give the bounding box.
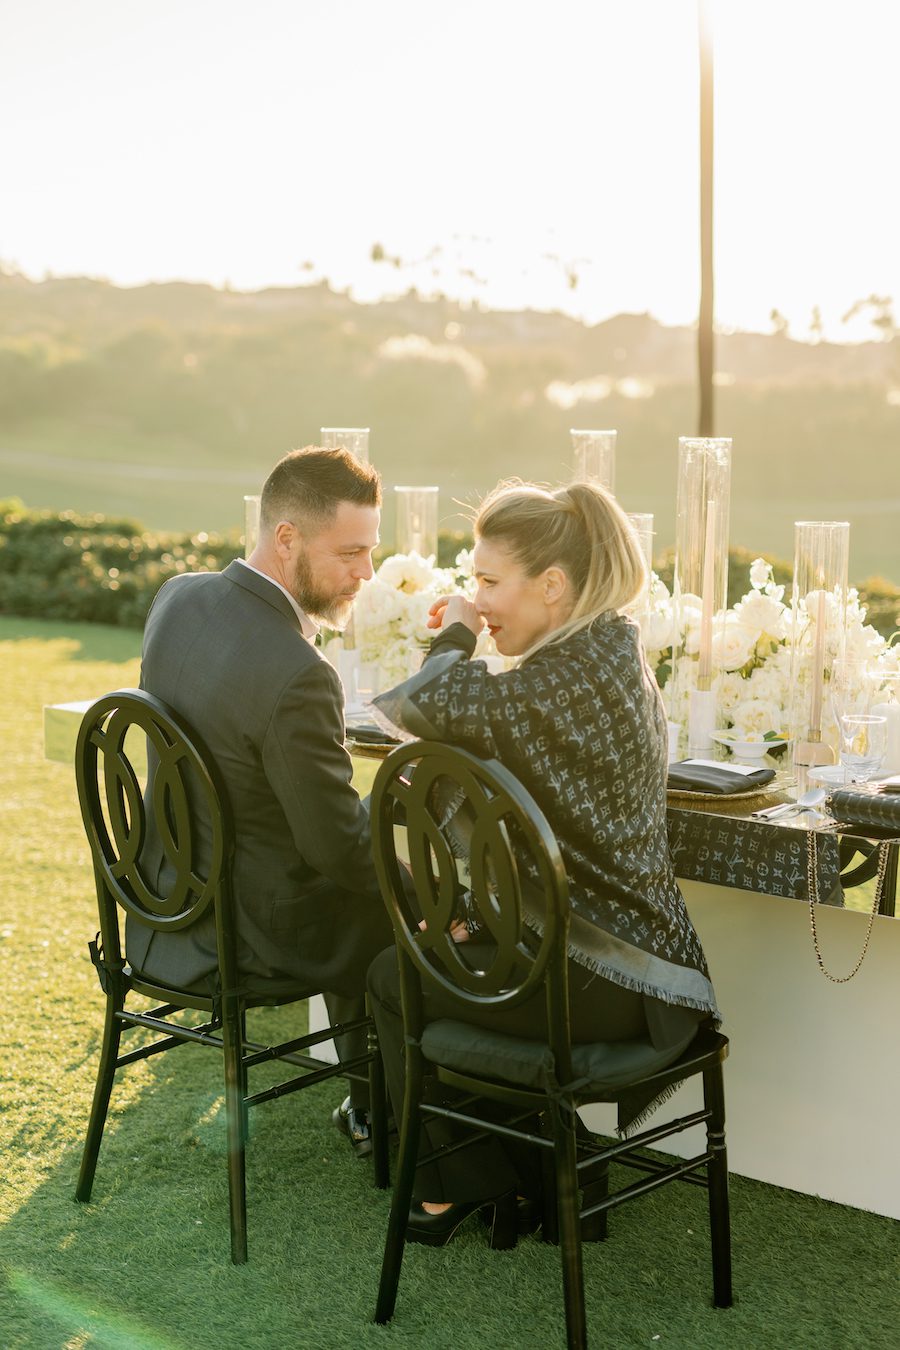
[570,429,617,492]
[671,437,732,756]
[789,521,850,776]
[625,512,654,626]
[243,494,261,559]
[320,427,370,462]
[627,512,654,577]
[395,486,439,559]
[871,673,900,776]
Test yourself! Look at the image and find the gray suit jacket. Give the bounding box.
[127,560,385,993]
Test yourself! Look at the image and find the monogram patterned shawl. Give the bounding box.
[373,614,719,1018]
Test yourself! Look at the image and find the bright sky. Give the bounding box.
[3,0,898,341]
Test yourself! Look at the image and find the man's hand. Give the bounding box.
[426,595,483,637]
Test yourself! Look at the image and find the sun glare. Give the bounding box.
[0,0,897,339]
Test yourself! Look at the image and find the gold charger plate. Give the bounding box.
[345,737,397,760]
[666,784,780,804]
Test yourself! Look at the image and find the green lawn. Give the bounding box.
[1,617,897,1349]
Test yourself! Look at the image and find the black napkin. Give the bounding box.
[667,759,776,795]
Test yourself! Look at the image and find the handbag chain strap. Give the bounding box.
[806,830,890,982]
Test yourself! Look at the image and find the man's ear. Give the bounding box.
[273,520,297,557]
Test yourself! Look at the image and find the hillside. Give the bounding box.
[0,272,897,582]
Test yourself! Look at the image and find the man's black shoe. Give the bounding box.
[331,1096,373,1158]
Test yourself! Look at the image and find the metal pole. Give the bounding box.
[698,0,715,436]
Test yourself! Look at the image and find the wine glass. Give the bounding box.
[829,658,876,726]
[838,713,887,784]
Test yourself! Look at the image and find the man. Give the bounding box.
[127,446,392,1154]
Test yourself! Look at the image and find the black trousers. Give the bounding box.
[366,944,650,1203]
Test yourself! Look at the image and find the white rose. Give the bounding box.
[734,591,788,642]
[731,697,784,740]
[354,578,406,633]
[711,617,757,672]
[716,671,746,712]
[640,605,675,653]
[376,551,438,594]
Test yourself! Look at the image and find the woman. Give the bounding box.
[367,478,719,1245]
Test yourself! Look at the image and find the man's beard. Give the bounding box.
[291,548,358,630]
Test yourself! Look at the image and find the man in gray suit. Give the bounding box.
[128,446,393,1152]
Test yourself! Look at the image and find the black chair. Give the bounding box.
[370,740,731,1349]
[74,688,388,1264]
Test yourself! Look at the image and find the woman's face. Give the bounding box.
[473,537,566,656]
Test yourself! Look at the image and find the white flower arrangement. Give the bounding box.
[352,549,502,689]
[643,559,897,760]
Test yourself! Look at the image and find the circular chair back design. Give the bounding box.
[75,689,233,932]
[371,739,570,1010]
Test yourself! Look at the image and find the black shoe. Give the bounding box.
[406,1191,518,1250]
[331,1096,373,1159]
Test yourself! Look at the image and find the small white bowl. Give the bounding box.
[710,732,789,762]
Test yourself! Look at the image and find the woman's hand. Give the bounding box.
[426,595,483,637]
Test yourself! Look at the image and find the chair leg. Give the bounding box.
[367,1010,390,1190]
[580,1157,610,1243]
[222,996,248,1264]
[551,1103,588,1350]
[75,994,123,1202]
[374,1056,424,1325]
[539,1110,560,1244]
[703,1063,733,1309]
[239,1009,250,1145]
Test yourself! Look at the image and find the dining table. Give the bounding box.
[45,698,900,1220]
[343,730,900,1222]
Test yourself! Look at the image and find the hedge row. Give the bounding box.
[0,500,240,627]
[1,500,897,638]
[0,501,473,629]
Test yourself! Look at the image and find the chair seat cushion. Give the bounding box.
[420,1018,694,1095]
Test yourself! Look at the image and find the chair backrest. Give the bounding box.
[75,689,235,970]
[371,740,573,1061]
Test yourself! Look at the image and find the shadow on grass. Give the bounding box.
[0,617,142,664]
[2,1008,899,1350]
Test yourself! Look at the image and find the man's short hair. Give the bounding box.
[260,446,382,536]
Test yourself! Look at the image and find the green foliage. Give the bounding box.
[1,274,898,581]
[0,501,474,629]
[0,500,238,627]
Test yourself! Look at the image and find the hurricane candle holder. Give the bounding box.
[789,521,850,777]
[672,437,732,757]
[626,512,654,626]
[395,486,439,559]
[243,495,261,559]
[570,429,617,492]
[320,427,370,462]
[872,673,900,775]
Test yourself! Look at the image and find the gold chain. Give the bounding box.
[806,831,890,982]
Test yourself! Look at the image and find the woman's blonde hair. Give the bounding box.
[474,478,647,655]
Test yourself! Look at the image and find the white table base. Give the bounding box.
[582,880,900,1220]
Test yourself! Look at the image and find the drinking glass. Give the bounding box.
[353,662,379,708]
[829,658,875,725]
[839,713,887,783]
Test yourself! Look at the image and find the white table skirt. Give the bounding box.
[582,879,900,1220]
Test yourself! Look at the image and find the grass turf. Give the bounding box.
[1,615,897,1349]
